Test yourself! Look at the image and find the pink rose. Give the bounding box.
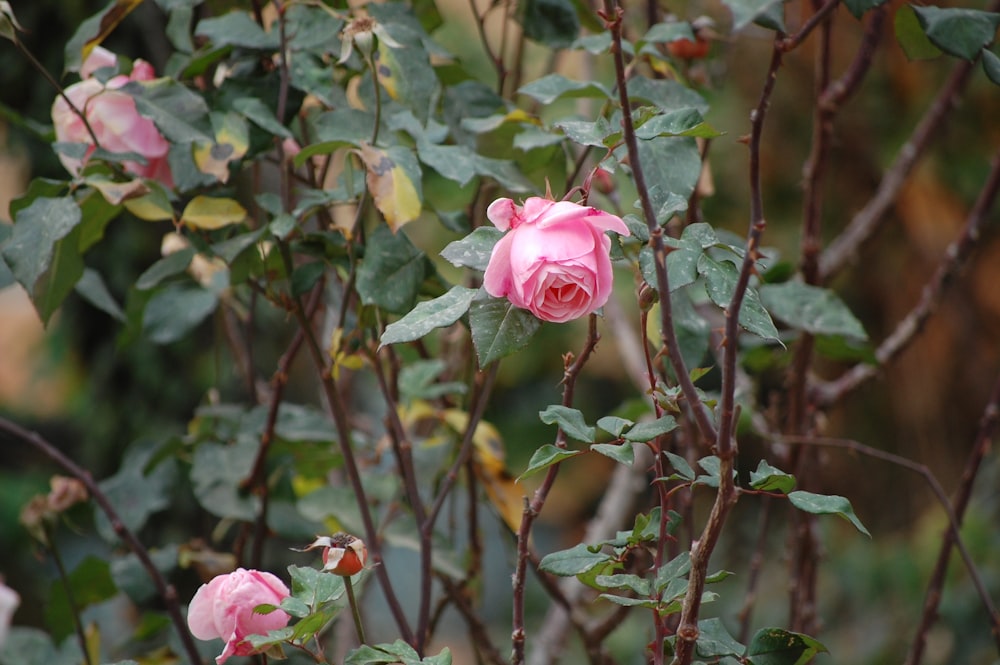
[51,46,173,187]
[483,197,630,323]
[187,568,291,664]
[0,580,19,648]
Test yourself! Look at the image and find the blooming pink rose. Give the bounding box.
[483,197,630,323]
[187,568,291,664]
[51,46,173,187]
[0,579,19,648]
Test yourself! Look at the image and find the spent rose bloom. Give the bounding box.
[51,46,173,186]
[483,197,629,323]
[0,580,19,648]
[187,568,290,664]
[300,533,368,576]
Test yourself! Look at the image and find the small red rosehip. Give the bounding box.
[299,533,368,576]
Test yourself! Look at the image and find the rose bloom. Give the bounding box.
[187,568,291,664]
[51,46,173,186]
[0,580,19,648]
[483,197,629,323]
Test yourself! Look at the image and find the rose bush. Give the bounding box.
[50,46,172,186]
[186,568,291,664]
[483,197,629,323]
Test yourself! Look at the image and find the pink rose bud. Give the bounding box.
[186,568,291,664]
[51,47,173,187]
[0,580,20,649]
[483,197,630,323]
[300,533,368,576]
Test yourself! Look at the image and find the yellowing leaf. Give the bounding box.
[181,196,247,230]
[374,41,400,100]
[356,143,421,231]
[79,0,145,63]
[194,112,250,183]
[123,184,174,221]
[442,409,525,533]
[86,175,149,206]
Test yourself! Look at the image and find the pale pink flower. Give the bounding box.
[51,46,173,187]
[0,580,19,648]
[483,197,629,323]
[187,568,291,664]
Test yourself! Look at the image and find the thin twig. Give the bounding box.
[0,418,203,665]
[818,0,1000,281]
[777,0,840,53]
[816,147,1000,406]
[776,433,1000,659]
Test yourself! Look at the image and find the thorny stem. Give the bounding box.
[511,316,600,665]
[777,0,839,52]
[816,147,1000,406]
[601,1,717,448]
[671,39,785,665]
[818,0,1000,281]
[0,418,203,665]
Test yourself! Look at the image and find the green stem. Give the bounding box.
[44,524,94,665]
[344,575,367,645]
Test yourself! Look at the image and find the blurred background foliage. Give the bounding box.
[0,0,998,663]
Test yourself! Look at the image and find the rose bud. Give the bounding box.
[300,533,368,576]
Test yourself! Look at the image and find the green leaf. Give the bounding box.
[641,22,696,45]
[787,490,871,537]
[634,136,702,225]
[538,542,611,576]
[287,564,346,607]
[63,0,144,73]
[635,108,722,140]
[2,196,82,322]
[759,281,867,340]
[518,444,583,480]
[519,0,580,48]
[747,628,827,665]
[596,416,634,437]
[124,78,212,144]
[75,268,125,321]
[417,141,481,187]
[843,0,887,20]
[983,48,1000,85]
[539,405,596,442]
[696,618,746,658]
[46,556,117,640]
[723,0,787,31]
[591,442,635,465]
[381,286,478,346]
[440,227,503,271]
[664,451,695,481]
[195,11,280,49]
[912,6,1000,61]
[136,248,196,290]
[232,96,293,139]
[623,415,678,442]
[356,222,426,314]
[749,460,795,493]
[518,74,611,105]
[627,78,709,115]
[698,255,779,341]
[468,296,542,365]
[0,627,81,665]
[290,261,325,297]
[110,545,178,604]
[191,441,259,521]
[594,573,650,595]
[894,5,944,60]
[142,285,218,344]
[95,438,178,543]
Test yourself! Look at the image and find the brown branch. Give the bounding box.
[905,371,1000,665]
[777,0,840,53]
[776,433,1000,659]
[817,0,1000,282]
[816,147,1000,406]
[0,418,204,665]
[601,1,717,449]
